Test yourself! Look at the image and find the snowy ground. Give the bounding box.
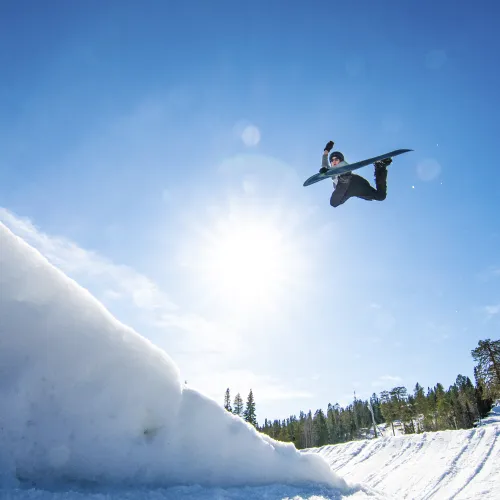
[3,419,499,500]
[478,402,500,427]
[1,221,499,499]
[0,222,350,499]
[313,412,500,499]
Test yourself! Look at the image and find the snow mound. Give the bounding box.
[0,222,346,491]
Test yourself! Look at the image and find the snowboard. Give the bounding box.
[303,149,413,187]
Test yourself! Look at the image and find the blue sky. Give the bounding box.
[1,0,499,421]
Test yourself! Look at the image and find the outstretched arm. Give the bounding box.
[321,151,330,170]
[320,141,334,172]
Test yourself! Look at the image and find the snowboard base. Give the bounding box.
[303,149,413,187]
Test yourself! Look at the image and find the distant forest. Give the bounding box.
[223,339,500,450]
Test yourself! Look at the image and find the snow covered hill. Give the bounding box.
[0,221,346,495]
[1,220,500,500]
[311,413,500,499]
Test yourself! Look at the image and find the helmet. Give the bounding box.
[329,151,345,162]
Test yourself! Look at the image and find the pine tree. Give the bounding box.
[278,420,290,442]
[426,386,438,431]
[471,339,500,399]
[338,405,356,442]
[435,382,451,430]
[233,392,244,416]
[243,389,258,427]
[247,342,500,448]
[271,419,281,438]
[413,383,428,432]
[370,393,384,424]
[287,415,300,448]
[326,403,341,444]
[447,384,461,430]
[224,388,232,412]
[380,390,397,436]
[297,411,308,448]
[390,386,415,434]
[475,374,494,419]
[261,418,270,435]
[455,375,478,428]
[312,409,329,446]
[303,410,314,448]
[405,393,417,434]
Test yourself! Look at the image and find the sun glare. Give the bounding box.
[196,211,300,313]
[179,153,321,317]
[207,224,281,298]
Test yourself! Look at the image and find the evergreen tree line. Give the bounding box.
[223,339,499,450]
[224,388,258,427]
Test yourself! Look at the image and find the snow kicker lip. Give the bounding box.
[303,148,414,187]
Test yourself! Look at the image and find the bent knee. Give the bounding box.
[330,197,345,208]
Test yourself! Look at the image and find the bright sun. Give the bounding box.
[207,223,282,300]
[194,210,301,313]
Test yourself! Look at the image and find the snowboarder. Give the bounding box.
[320,141,393,208]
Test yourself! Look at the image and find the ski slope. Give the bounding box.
[312,414,500,499]
[1,219,500,500]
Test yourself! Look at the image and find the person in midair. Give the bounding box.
[320,141,393,208]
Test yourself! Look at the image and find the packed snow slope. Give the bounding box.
[0,222,346,491]
[311,413,500,499]
[3,220,499,500]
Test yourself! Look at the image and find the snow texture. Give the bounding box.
[0,222,346,493]
[313,414,500,499]
[478,401,500,427]
[2,220,500,500]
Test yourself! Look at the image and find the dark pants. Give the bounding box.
[330,167,387,208]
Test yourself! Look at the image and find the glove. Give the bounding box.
[324,140,334,152]
[319,166,328,174]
